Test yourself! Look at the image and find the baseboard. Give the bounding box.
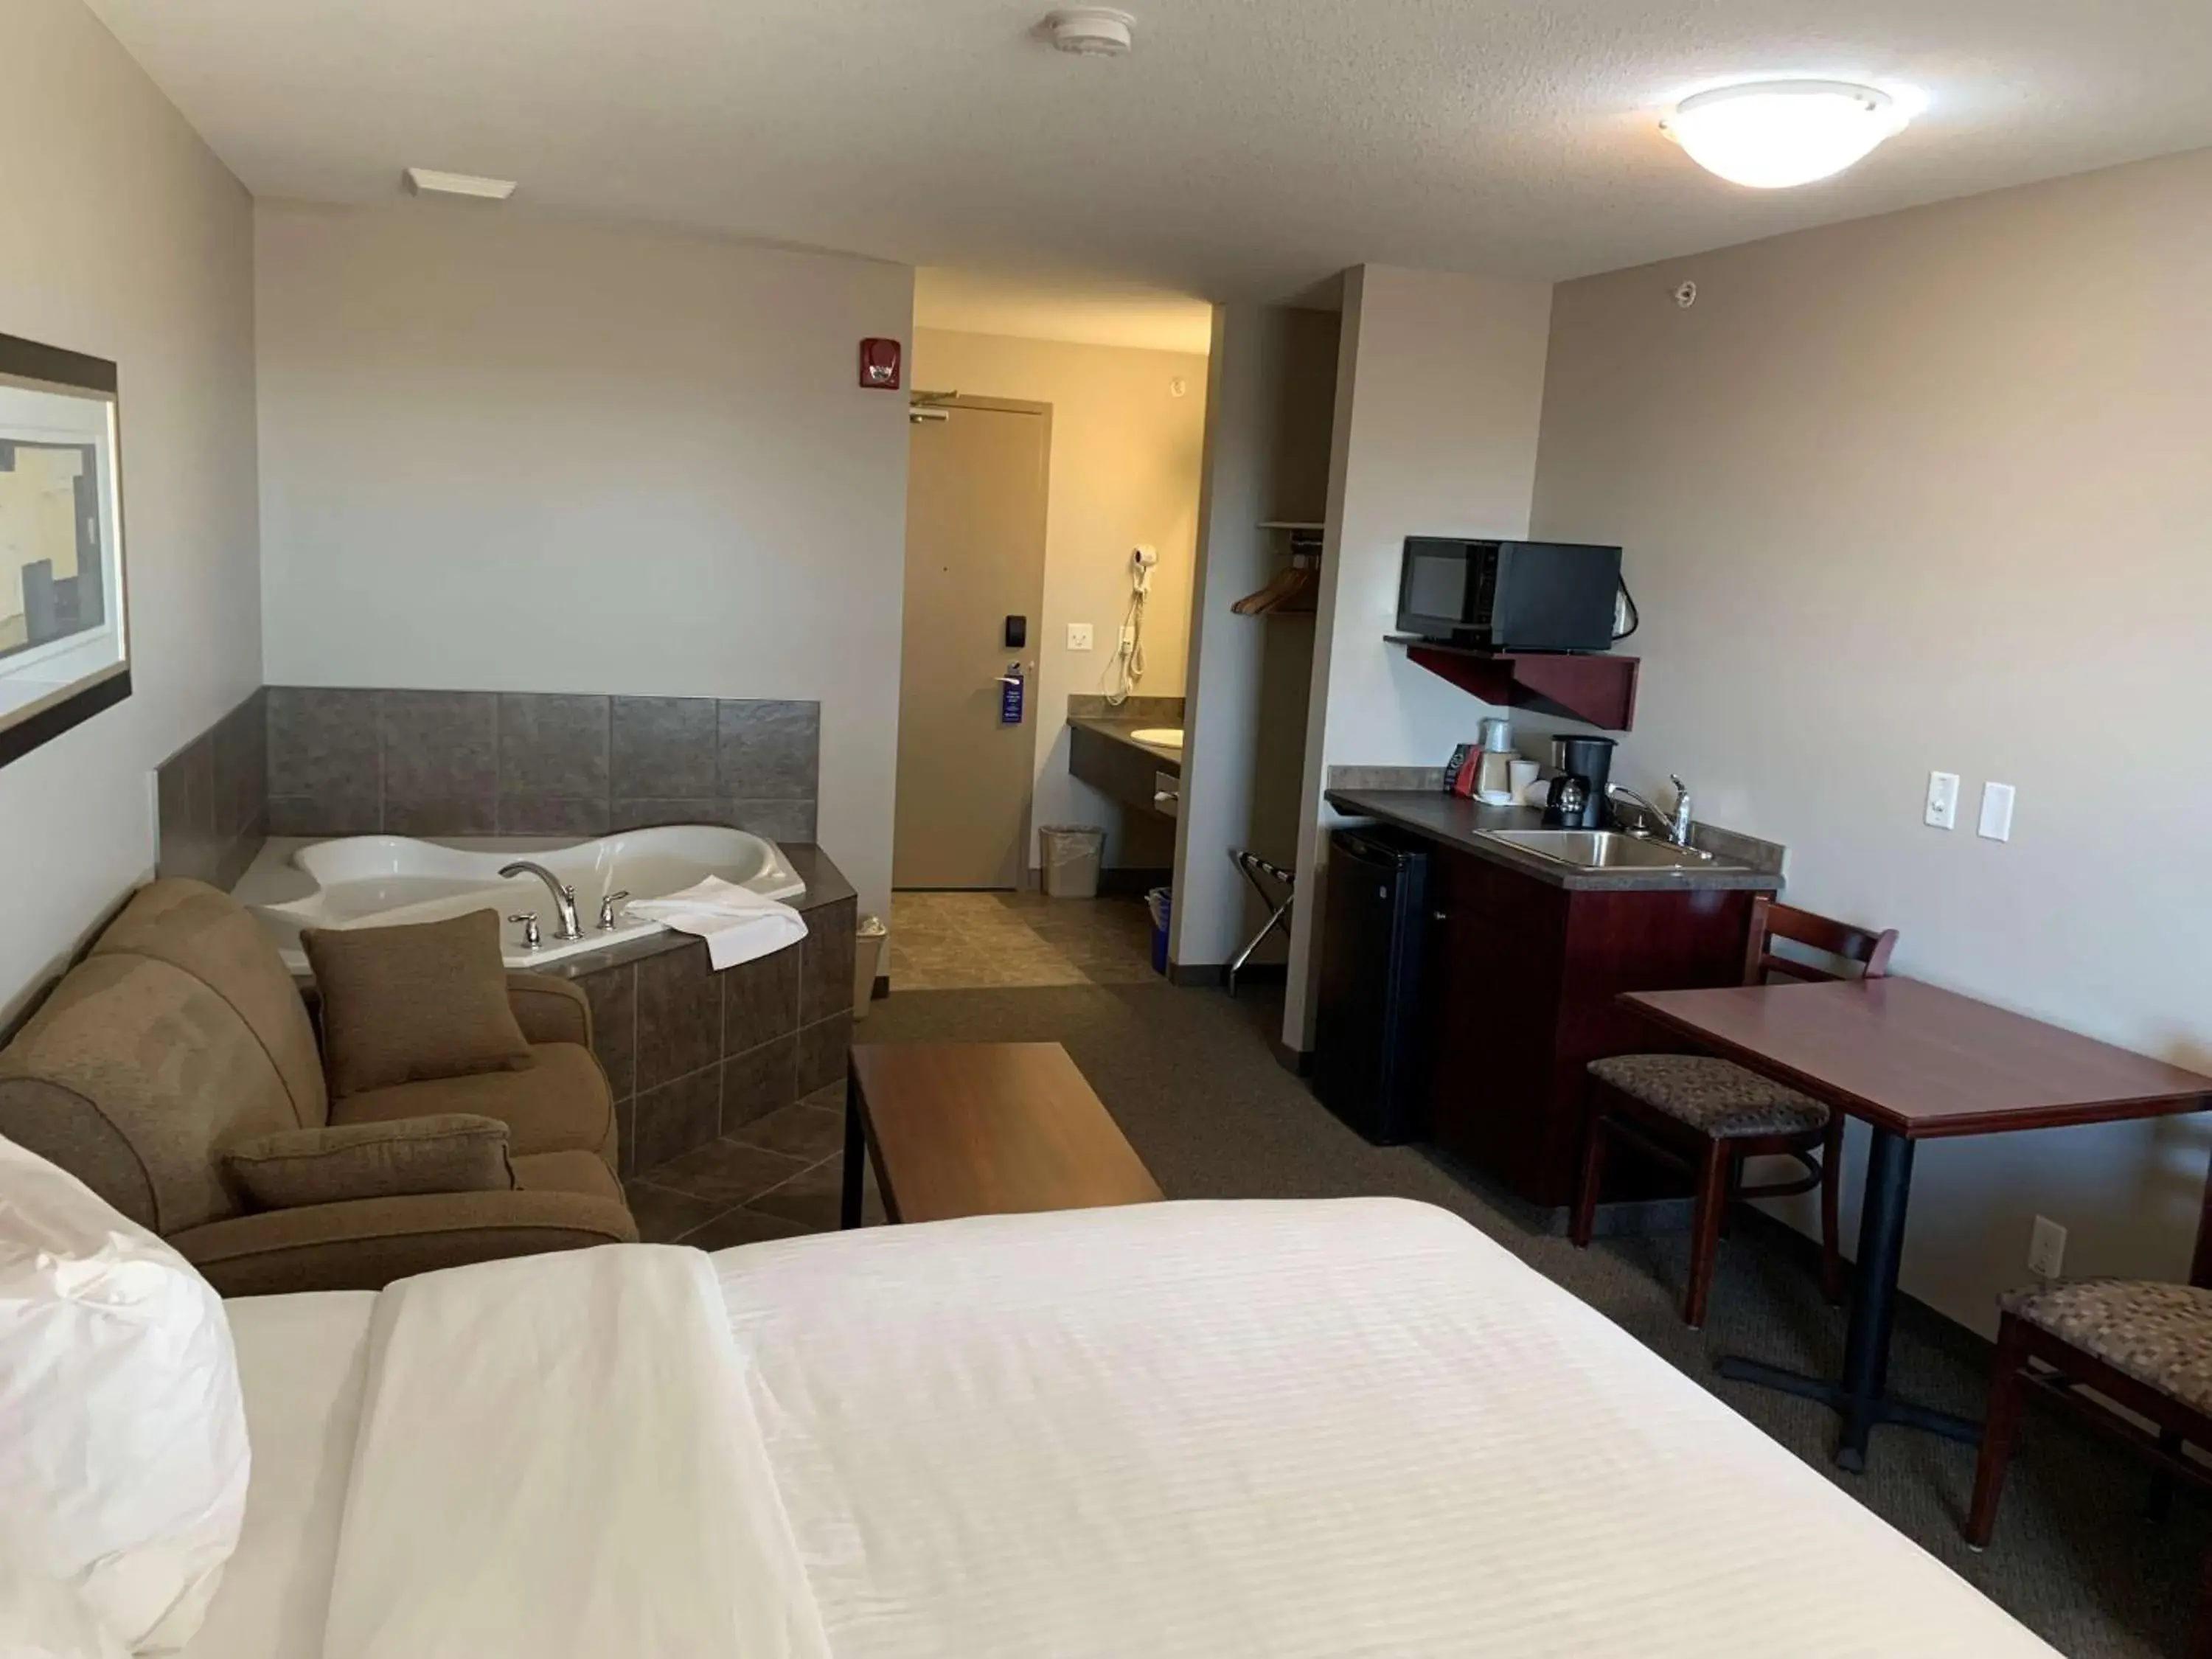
[1167,961,1287,989]
[1273,1040,1313,1077]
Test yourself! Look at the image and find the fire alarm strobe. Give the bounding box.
[858,338,902,390]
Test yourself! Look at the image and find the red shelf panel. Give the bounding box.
[1397,640,1639,731]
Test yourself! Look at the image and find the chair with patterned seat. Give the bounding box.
[1569,897,1899,1328]
[1967,1177,2212,1656]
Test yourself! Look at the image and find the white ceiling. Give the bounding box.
[89,0,2212,303]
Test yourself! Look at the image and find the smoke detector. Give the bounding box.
[403,167,518,201]
[1043,8,1135,56]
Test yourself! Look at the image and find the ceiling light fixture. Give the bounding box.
[1660,80,1912,189]
[403,167,519,201]
[1043,8,1135,57]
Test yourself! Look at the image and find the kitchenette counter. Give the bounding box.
[1324,788,1782,894]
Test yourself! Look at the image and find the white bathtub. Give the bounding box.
[252,824,806,970]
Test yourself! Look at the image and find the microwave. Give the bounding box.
[1395,538,1622,653]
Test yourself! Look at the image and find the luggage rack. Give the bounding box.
[1226,850,1295,997]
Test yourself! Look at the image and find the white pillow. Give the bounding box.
[0,1134,250,1653]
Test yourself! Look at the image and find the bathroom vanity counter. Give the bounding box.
[1069,719,1183,818]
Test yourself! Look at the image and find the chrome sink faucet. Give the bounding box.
[499,861,583,942]
[1607,775,1696,846]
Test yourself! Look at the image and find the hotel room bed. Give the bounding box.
[181,1197,2053,1659]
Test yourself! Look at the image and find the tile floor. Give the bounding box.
[624,1084,886,1246]
[886,891,1159,990]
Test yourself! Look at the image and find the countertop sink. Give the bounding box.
[1475,828,1745,872]
[1129,727,1184,749]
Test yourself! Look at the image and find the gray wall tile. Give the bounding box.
[381,690,497,811]
[268,687,380,802]
[155,735,217,883]
[384,796,496,836]
[796,1012,852,1096]
[636,940,720,1090]
[721,1035,799,1133]
[633,1067,721,1171]
[498,693,608,797]
[799,896,858,1026]
[580,964,636,1102]
[722,942,801,1057]
[717,700,819,801]
[612,798,722,832]
[498,795,611,836]
[211,692,266,841]
[612,697,717,799]
[724,799,816,841]
[270,793,379,837]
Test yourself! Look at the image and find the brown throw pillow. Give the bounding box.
[223,1115,515,1210]
[303,910,532,1099]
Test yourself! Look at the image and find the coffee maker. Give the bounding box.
[1541,734,1617,829]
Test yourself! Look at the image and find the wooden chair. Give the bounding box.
[1967,1169,2212,1656]
[1569,897,1899,1329]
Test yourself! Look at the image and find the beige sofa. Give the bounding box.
[0,878,637,1295]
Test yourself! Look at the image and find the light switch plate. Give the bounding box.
[1978,782,2016,842]
[1924,771,1960,830]
[1067,622,1094,652]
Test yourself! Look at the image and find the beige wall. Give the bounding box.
[0,0,260,1018]
[1284,265,1554,1046]
[1531,147,2212,1335]
[911,328,1206,870]
[254,201,912,915]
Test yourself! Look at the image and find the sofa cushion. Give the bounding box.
[0,954,301,1233]
[91,879,329,1129]
[305,911,532,1100]
[512,1148,626,1206]
[329,1043,616,1165]
[223,1115,515,1210]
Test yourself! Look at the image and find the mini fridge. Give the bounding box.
[1313,827,1430,1144]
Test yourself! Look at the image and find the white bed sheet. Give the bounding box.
[180,1200,2054,1658]
[181,1293,375,1659]
[714,1199,2053,1658]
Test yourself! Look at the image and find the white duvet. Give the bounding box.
[184,1199,2056,1659]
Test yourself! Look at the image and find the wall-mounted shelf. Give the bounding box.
[1388,636,1640,731]
[1257,521,1326,532]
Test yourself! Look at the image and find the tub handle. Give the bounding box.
[598,891,632,932]
[508,912,542,951]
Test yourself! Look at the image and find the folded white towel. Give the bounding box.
[628,876,809,972]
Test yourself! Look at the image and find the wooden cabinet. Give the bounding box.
[1419,846,1759,1208]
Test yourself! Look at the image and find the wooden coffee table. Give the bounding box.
[841,1042,1164,1227]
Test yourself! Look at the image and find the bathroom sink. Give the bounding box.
[1475,829,1744,873]
[1130,727,1184,749]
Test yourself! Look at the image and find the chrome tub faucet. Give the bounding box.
[499,861,583,942]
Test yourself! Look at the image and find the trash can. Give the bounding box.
[1146,886,1172,975]
[1038,825,1106,899]
[852,914,888,1019]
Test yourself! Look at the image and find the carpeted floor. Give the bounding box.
[864,975,2205,1659]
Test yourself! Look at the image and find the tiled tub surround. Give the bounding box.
[265,688,821,842]
[154,687,271,891]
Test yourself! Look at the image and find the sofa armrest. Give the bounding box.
[170,1187,638,1297]
[505,971,591,1048]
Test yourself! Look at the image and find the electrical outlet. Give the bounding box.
[2028,1215,2067,1280]
[1978,782,2016,842]
[1066,622,1094,652]
[1924,771,1961,830]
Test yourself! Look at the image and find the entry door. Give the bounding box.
[894,401,1049,889]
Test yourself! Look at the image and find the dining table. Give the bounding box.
[1621,975,2212,1471]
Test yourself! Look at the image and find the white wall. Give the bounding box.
[1283,265,1554,1048]
[1529,147,2212,1335]
[910,327,1206,870]
[255,201,913,914]
[0,0,260,1020]
[1172,303,1338,967]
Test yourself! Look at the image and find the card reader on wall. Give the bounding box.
[1004,615,1026,649]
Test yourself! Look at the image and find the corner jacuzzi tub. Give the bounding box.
[253,824,806,970]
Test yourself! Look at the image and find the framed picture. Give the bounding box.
[0,331,130,769]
